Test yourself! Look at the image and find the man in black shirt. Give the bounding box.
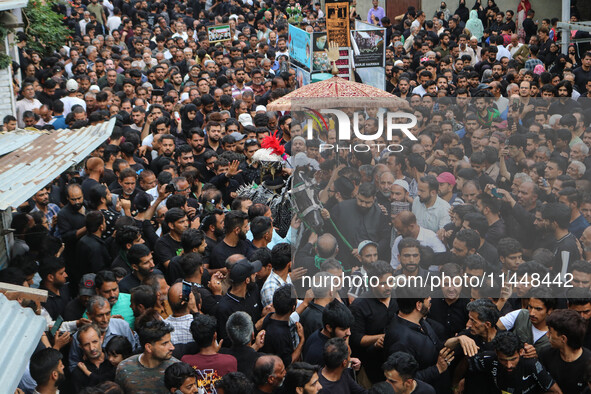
[468,331,561,394]
[40,256,71,320]
[150,134,176,175]
[111,225,143,275]
[541,202,581,273]
[539,309,591,393]
[573,52,591,94]
[429,263,469,340]
[260,284,304,368]
[523,10,537,44]
[328,182,390,270]
[445,299,499,393]
[384,287,453,392]
[75,210,112,275]
[57,184,88,292]
[219,311,264,378]
[180,251,222,316]
[303,299,354,366]
[205,121,224,154]
[187,127,211,165]
[350,261,397,384]
[154,208,189,271]
[317,338,366,394]
[567,288,591,349]
[64,273,96,321]
[462,214,500,270]
[111,167,143,212]
[216,258,264,345]
[70,324,115,392]
[119,244,157,293]
[210,210,254,273]
[383,352,436,394]
[476,193,506,247]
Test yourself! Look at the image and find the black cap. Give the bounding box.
[230,258,262,283]
[79,273,96,296]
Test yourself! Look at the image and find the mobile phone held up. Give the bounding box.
[182,281,192,302]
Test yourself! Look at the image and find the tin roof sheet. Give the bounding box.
[0,119,115,210]
[0,129,46,157]
[0,293,46,392]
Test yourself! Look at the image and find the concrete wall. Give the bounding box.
[356,0,562,27]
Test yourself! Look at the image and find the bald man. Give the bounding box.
[82,157,105,199]
[253,355,286,393]
[164,282,198,345]
[294,232,339,275]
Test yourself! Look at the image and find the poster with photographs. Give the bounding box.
[207,24,232,43]
[288,24,312,70]
[325,2,350,47]
[293,65,311,87]
[351,29,385,68]
[312,32,331,72]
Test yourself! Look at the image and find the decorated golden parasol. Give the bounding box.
[268,42,405,111]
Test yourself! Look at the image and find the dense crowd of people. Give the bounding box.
[3,0,591,393]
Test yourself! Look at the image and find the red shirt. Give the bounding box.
[181,353,237,393]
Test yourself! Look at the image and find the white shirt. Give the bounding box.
[16,98,42,127]
[411,196,451,233]
[106,15,121,32]
[79,19,90,36]
[495,96,509,114]
[142,133,154,148]
[60,96,86,116]
[411,85,427,97]
[390,227,446,269]
[459,46,478,64]
[496,45,512,61]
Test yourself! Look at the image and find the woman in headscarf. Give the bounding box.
[567,44,581,69]
[550,53,569,75]
[482,0,499,28]
[435,2,451,21]
[466,10,484,40]
[543,42,560,68]
[517,0,531,42]
[178,103,199,139]
[454,0,470,23]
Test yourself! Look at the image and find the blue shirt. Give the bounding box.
[50,115,67,130]
[569,214,589,239]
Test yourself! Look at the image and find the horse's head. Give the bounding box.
[291,169,324,233]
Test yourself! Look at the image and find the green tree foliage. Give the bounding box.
[24,0,70,56]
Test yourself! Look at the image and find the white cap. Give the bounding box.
[255,105,267,113]
[392,179,410,193]
[394,60,403,67]
[89,85,100,93]
[238,113,254,127]
[180,92,190,102]
[66,79,79,92]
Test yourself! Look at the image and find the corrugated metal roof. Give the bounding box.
[0,119,115,210]
[0,293,46,393]
[0,0,29,11]
[0,129,47,157]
